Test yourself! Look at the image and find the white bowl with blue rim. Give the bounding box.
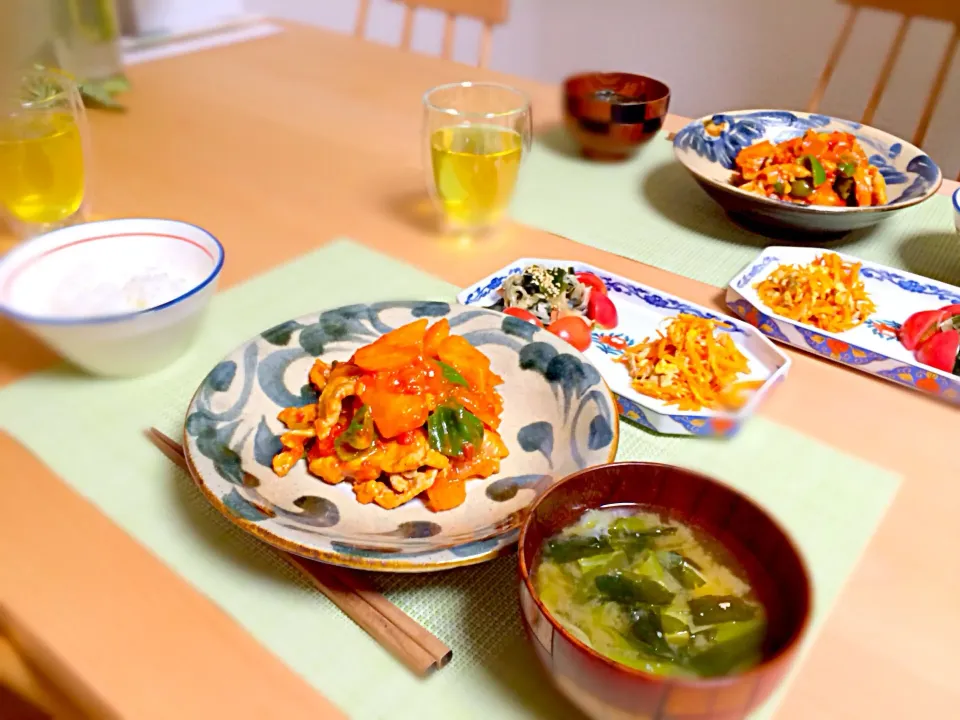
[673,109,942,236]
[0,218,224,376]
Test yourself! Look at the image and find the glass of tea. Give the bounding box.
[0,68,90,240]
[423,82,532,234]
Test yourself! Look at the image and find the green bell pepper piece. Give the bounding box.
[426,401,484,457]
[801,154,827,186]
[334,404,376,460]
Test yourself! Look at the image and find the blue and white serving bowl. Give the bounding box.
[673,110,942,235]
[182,302,619,572]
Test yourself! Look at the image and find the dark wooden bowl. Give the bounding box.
[518,462,812,720]
[563,72,671,161]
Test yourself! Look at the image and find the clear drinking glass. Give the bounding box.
[0,68,91,240]
[423,82,532,234]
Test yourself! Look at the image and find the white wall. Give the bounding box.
[118,0,246,35]
[243,0,959,176]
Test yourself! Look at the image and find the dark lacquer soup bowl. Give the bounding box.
[564,72,670,161]
[517,462,812,720]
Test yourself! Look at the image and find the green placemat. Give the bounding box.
[0,239,899,719]
[512,128,960,288]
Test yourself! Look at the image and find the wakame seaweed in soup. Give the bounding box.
[534,507,766,678]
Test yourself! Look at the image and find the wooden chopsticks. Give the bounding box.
[145,428,452,677]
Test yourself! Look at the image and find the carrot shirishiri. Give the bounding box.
[618,314,761,411]
[755,252,875,333]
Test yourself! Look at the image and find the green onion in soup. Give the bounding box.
[534,507,766,678]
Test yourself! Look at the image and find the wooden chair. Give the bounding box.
[807,0,960,179]
[354,0,509,68]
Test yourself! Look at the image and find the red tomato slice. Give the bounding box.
[575,271,607,295]
[503,307,544,327]
[587,291,618,329]
[548,316,592,352]
[938,305,960,323]
[900,309,945,351]
[915,329,960,373]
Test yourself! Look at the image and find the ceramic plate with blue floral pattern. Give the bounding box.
[459,260,790,437]
[182,301,618,572]
[728,247,960,405]
[673,109,941,235]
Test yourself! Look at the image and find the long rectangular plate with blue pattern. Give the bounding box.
[459,259,791,437]
[727,246,960,404]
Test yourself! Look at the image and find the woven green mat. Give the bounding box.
[0,239,899,719]
[512,128,960,288]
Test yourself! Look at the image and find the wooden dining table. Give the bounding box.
[2,20,958,720]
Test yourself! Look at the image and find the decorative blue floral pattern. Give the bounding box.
[875,365,960,398]
[623,395,744,437]
[184,302,618,571]
[670,415,741,438]
[617,396,655,431]
[727,299,790,343]
[462,265,524,305]
[592,331,635,356]
[865,318,901,341]
[859,267,960,304]
[736,256,780,290]
[868,153,908,186]
[674,111,841,170]
[794,327,889,365]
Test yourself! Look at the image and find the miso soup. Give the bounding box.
[534,506,766,678]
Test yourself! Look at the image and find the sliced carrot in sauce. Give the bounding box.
[379,318,428,348]
[424,473,467,512]
[423,318,450,357]
[353,344,419,372]
[359,386,428,438]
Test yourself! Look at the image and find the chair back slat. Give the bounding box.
[353,0,507,68]
[354,0,370,37]
[915,24,959,148]
[810,0,960,177]
[807,4,859,113]
[402,0,508,25]
[851,0,960,23]
[441,12,455,59]
[861,14,911,126]
[478,25,493,68]
[400,4,415,50]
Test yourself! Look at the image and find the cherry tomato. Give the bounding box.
[900,309,942,351]
[575,271,607,295]
[915,329,960,373]
[901,305,960,351]
[548,316,592,352]
[587,291,618,329]
[503,307,544,327]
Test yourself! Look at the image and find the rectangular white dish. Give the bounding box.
[727,246,960,404]
[459,259,791,437]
